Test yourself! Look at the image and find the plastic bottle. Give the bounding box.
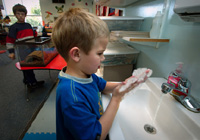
[150,11,163,38]
[175,62,183,75]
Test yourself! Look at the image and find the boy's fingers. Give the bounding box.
[116,82,125,91]
[128,82,138,91]
[122,82,138,93]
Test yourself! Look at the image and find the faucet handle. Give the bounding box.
[179,78,191,94]
[179,78,187,87]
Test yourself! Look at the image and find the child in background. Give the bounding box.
[6,4,44,90]
[52,8,139,140]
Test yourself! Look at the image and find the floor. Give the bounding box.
[23,82,57,140]
[0,44,58,140]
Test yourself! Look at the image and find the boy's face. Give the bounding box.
[15,11,26,23]
[79,37,108,76]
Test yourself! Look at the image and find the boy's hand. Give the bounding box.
[112,81,138,102]
[119,68,152,92]
[9,53,15,60]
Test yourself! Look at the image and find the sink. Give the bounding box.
[102,78,200,140]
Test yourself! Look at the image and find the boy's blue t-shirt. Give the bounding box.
[56,67,107,140]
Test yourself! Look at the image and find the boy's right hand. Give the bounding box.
[9,53,15,60]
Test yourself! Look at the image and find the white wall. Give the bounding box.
[124,0,200,101]
[40,0,93,25]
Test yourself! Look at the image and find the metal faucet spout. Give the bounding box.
[161,78,200,113]
[161,83,171,94]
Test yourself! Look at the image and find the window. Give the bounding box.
[1,0,42,27]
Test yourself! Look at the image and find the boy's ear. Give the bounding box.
[69,47,80,62]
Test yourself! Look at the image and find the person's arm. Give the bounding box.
[6,36,16,60]
[6,25,17,60]
[99,81,137,140]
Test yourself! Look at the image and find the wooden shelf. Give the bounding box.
[118,31,169,43]
[110,31,169,48]
[123,37,170,43]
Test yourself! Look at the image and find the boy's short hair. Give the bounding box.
[52,8,110,61]
[13,4,27,15]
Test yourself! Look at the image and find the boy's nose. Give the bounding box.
[101,55,105,62]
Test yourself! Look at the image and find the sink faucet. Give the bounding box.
[161,71,200,113]
[161,71,191,101]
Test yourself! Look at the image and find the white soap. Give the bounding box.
[119,68,153,92]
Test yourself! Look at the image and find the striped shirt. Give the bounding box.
[6,22,37,53]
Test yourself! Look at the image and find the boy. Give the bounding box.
[6,4,44,90]
[52,8,138,140]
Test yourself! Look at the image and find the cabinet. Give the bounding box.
[99,42,140,81]
[100,16,144,31]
